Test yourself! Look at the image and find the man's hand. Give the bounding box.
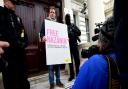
[41,36,46,42]
[0,41,9,55]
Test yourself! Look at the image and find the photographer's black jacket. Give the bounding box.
[0,6,28,62]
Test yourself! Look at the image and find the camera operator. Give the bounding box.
[72,17,120,89]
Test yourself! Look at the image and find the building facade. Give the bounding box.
[63,0,89,44]
[104,0,114,19]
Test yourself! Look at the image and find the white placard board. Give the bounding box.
[45,19,71,65]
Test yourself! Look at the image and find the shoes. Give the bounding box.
[68,77,74,81]
[50,84,54,89]
[56,81,64,88]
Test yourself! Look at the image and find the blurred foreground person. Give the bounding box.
[0,0,30,89]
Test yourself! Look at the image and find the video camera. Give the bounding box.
[92,22,103,41]
[80,22,103,58]
[81,45,100,58]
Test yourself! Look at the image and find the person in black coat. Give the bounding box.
[65,14,81,81]
[114,0,128,88]
[0,0,30,89]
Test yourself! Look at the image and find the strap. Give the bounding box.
[105,55,111,89]
[105,55,121,89]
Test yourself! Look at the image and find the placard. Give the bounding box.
[45,19,71,65]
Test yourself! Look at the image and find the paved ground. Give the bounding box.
[29,71,74,89]
[0,59,87,89]
[0,71,74,89]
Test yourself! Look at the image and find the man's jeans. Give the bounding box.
[48,65,60,84]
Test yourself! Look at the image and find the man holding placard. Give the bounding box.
[40,6,65,89]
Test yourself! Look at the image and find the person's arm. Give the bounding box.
[72,55,108,89]
[73,24,81,36]
[40,21,46,42]
[72,24,81,42]
[40,21,45,38]
[0,41,9,55]
[0,7,10,53]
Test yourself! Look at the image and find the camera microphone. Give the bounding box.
[94,28,100,34]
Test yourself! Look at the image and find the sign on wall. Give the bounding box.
[45,19,71,65]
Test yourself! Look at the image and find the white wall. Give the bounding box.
[87,0,105,44]
[71,0,87,43]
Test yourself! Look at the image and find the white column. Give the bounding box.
[87,0,105,44]
[63,0,71,9]
[62,0,73,22]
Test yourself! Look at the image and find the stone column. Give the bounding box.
[62,0,73,22]
[63,0,71,9]
[87,0,105,44]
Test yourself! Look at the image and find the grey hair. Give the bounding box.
[98,17,114,50]
[98,31,112,50]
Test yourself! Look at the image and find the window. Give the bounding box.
[85,18,90,42]
[73,14,76,25]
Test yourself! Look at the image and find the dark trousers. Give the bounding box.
[69,45,80,78]
[2,51,30,89]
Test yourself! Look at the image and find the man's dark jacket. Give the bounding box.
[67,23,81,45]
[0,6,28,63]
